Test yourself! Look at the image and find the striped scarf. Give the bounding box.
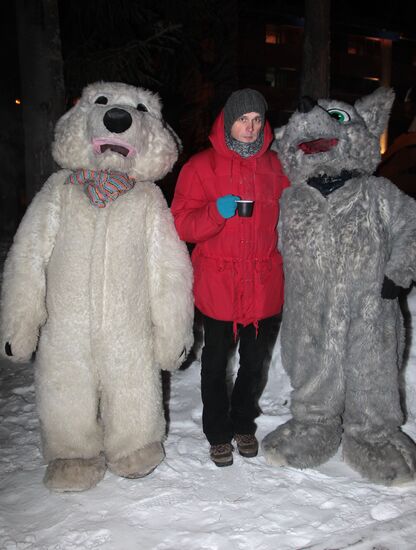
[65,169,135,208]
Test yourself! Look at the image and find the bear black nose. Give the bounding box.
[298,96,318,113]
[103,108,132,133]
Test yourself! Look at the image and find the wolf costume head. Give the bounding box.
[273,87,395,192]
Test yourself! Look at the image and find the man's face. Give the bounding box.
[230,112,262,143]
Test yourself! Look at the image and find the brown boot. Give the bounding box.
[234,434,258,458]
[210,443,233,467]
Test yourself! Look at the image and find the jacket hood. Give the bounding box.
[209,110,273,159]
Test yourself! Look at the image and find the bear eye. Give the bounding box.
[327,108,351,123]
[136,103,148,112]
[95,96,108,105]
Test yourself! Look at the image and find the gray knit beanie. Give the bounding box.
[223,89,268,133]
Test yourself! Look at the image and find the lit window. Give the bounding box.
[347,35,381,56]
[265,24,286,45]
[265,24,277,44]
[347,36,362,55]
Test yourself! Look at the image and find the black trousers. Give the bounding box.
[200,314,280,445]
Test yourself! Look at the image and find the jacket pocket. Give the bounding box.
[192,254,235,319]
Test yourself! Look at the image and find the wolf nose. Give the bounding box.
[298,96,318,113]
[103,108,132,133]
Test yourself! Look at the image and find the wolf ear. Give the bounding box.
[354,87,395,138]
[274,126,285,140]
[271,125,286,152]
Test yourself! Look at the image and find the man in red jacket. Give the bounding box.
[171,89,290,466]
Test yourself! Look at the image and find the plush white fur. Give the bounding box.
[0,82,194,491]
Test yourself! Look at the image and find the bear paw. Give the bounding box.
[43,454,106,492]
[107,442,165,479]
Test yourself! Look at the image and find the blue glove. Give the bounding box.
[216,194,240,219]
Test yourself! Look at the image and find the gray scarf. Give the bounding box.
[225,131,264,158]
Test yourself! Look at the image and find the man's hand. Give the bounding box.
[216,195,240,219]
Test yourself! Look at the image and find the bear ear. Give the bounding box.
[164,122,183,154]
[354,87,395,138]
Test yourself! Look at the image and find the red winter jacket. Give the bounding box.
[171,111,290,327]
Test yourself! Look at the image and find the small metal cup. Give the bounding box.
[236,200,254,217]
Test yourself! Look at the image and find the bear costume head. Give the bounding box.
[52,81,180,182]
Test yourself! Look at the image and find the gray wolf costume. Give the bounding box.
[262,87,416,485]
[1,82,194,491]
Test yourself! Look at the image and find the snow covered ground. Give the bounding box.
[1,264,416,548]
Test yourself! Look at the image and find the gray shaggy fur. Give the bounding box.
[262,87,416,485]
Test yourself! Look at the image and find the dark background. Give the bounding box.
[1,0,416,238]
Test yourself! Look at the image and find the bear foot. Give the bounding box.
[44,454,106,492]
[262,418,342,469]
[107,442,165,479]
[343,430,416,486]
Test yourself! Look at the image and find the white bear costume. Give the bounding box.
[0,82,194,491]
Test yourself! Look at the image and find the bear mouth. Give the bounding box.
[92,138,137,158]
[298,138,338,154]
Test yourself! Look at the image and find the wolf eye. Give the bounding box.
[95,96,108,105]
[327,109,351,123]
[136,103,148,112]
